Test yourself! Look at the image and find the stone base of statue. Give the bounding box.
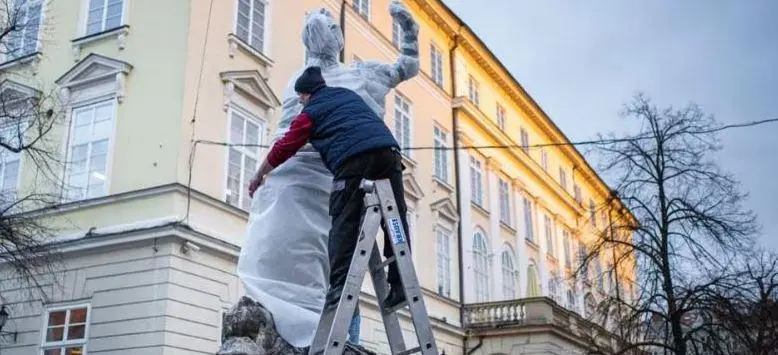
[216,296,376,355]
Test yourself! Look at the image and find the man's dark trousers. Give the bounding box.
[324,147,411,309]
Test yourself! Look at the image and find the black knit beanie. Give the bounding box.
[294,66,326,94]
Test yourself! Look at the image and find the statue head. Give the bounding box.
[302,8,344,64]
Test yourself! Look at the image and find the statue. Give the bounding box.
[234,0,420,349]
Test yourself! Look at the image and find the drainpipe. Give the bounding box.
[448,26,466,355]
[339,0,346,62]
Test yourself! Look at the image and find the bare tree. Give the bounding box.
[0,0,64,306]
[575,93,759,355]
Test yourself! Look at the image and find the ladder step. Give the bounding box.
[382,300,409,315]
[371,256,396,274]
[397,347,422,355]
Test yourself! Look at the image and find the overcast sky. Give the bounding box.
[441,0,778,249]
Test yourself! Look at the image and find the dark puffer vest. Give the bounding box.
[302,86,399,173]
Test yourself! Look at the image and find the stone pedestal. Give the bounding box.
[216,296,376,355]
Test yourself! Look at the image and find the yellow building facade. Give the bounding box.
[0,0,634,354]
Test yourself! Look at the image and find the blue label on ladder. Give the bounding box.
[388,217,406,245]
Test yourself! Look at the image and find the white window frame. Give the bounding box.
[469,156,483,207]
[501,247,517,300]
[496,103,505,130]
[63,98,118,202]
[430,43,444,87]
[352,0,371,20]
[224,105,264,211]
[589,199,597,227]
[436,225,452,298]
[548,272,560,303]
[498,178,511,225]
[544,214,554,258]
[467,75,480,106]
[40,303,91,354]
[393,93,412,158]
[84,0,125,36]
[2,0,44,63]
[472,230,490,302]
[540,150,548,171]
[563,229,571,266]
[520,127,529,154]
[574,184,582,204]
[523,196,534,242]
[433,125,448,182]
[391,17,402,48]
[0,125,23,201]
[234,0,269,53]
[559,167,567,191]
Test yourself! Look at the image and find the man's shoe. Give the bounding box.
[382,287,406,310]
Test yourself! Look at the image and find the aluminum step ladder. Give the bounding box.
[309,179,438,355]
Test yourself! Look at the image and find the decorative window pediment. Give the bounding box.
[431,197,458,223]
[0,80,40,105]
[402,172,424,201]
[56,53,133,104]
[219,70,281,113]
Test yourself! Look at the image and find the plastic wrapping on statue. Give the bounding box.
[237,0,419,349]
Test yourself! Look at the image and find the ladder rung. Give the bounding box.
[397,347,421,355]
[382,300,409,315]
[371,256,396,274]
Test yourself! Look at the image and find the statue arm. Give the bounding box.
[358,0,420,88]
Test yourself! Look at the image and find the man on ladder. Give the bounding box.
[249,66,437,354]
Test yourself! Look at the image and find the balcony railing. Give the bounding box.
[463,297,648,354]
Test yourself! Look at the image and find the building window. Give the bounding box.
[567,289,578,311]
[0,126,21,199]
[352,0,370,19]
[467,75,480,106]
[393,94,412,157]
[473,231,490,302]
[540,150,548,171]
[433,126,448,182]
[430,43,443,87]
[436,227,451,298]
[225,108,263,211]
[41,305,90,354]
[522,196,534,242]
[573,184,582,204]
[469,156,483,207]
[595,255,604,292]
[527,262,540,297]
[549,273,560,303]
[501,248,516,300]
[86,0,123,36]
[589,199,597,227]
[563,229,571,266]
[65,99,115,201]
[498,178,511,225]
[544,215,554,258]
[496,103,506,130]
[559,167,567,191]
[520,127,529,153]
[601,211,608,231]
[236,0,267,53]
[4,0,42,62]
[579,244,589,282]
[391,18,402,48]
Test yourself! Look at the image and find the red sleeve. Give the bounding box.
[266,112,313,168]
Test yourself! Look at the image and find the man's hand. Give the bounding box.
[248,173,264,198]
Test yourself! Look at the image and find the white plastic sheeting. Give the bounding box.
[236,1,419,348]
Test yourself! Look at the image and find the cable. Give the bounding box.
[189,118,777,152]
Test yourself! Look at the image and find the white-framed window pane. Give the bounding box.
[392,18,402,48]
[523,197,534,242]
[496,104,505,130]
[433,126,447,182]
[473,232,489,302]
[86,0,124,35]
[469,157,483,206]
[541,150,548,171]
[589,200,597,227]
[563,230,571,266]
[436,228,451,297]
[501,250,516,299]
[393,95,411,156]
[66,100,115,201]
[41,306,89,353]
[225,108,263,210]
[430,44,443,86]
[544,215,554,257]
[468,76,480,105]
[7,0,44,59]
[520,128,529,153]
[353,0,370,18]
[499,179,511,224]
[236,0,266,52]
[559,167,567,191]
